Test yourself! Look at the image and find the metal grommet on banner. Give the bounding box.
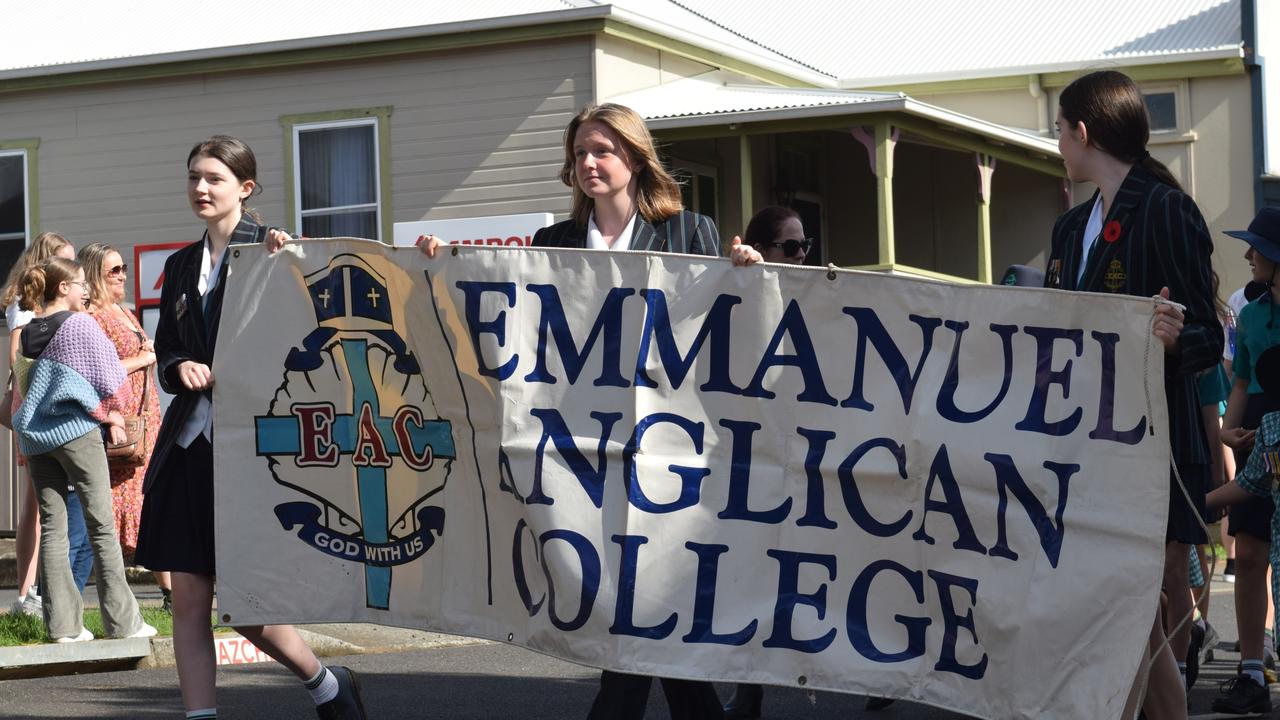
[826,263,837,281]
[233,249,240,259]
[451,246,460,256]
[221,613,231,623]
[507,633,514,642]
[797,675,807,686]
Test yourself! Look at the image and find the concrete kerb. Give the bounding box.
[1,623,490,679]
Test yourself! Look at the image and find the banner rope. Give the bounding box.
[1130,296,1218,720]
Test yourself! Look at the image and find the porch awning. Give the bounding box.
[610,71,1060,161]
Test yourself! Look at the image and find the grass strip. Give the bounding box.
[0,608,225,646]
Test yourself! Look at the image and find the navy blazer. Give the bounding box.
[532,210,721,257]
[1046,163,1223,465]
[142,216,268,494]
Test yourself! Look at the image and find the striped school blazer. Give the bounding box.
[1045,163,1223,466]
[531,210,721,258]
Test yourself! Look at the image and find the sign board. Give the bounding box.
[391,213,553,248]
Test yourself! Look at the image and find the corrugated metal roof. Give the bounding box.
[611,72,900,118]
[611,71,1061,158]
[2,1,578,74]
[0,0,826,85]
[0,0,1243,85]
[670,0,1243,85]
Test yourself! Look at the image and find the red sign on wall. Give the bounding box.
[133,242,192,308]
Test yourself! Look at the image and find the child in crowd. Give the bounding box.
[1213,207,1280,713]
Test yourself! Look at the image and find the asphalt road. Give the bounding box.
[0,573,1272,719]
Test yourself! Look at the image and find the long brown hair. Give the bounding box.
[187,134,263,223]
[1058,70,1183,191]
[558,104,683,225]
[77,243,120,311]
[1,232,72,310]
[17,258,81,312]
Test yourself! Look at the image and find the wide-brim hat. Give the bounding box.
[1226,207,1280,263]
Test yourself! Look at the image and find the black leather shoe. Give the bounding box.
[865,696,896,711]
[723,683,763,719]
[317,666,368,720]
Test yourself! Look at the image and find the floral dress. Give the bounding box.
[92,304,162,558]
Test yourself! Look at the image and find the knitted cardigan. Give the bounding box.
[12,312,134,456]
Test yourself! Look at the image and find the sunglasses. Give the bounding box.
[764,238,814,257]
[107,264,129,276]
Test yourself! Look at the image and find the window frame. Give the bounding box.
[1139,80,1190,136]
[0,139,39,247]
[280,107,392,243]
[672,158,719,224]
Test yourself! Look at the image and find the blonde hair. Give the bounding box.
[17,258,81,312]
[559,104,683,225]
[2,232,72,310]
[77,242,120,310]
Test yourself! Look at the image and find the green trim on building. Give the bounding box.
[849,263,980,284]
[0,19,608,95]
[860,74,1036,95]
[654,112,1064,178]
[1040,58,1246,87]
[599,20,821,88]
[279,107,394,243]
[857,58,1246,95]
[0,138,40,239]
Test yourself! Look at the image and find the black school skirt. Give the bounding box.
[135,435,216,575]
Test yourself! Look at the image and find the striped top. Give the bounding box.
[12,311,134,456]
[1047,163,1223,465]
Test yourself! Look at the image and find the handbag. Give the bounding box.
[106,371,149,469]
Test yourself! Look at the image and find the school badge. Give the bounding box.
[1104,259,1126,293]
[253,254,454,610]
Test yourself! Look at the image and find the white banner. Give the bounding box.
[214,239,1168,719]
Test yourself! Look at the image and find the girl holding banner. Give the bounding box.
[1047,70,1222,720]
[133,136,366,720]
[423,103,734,719]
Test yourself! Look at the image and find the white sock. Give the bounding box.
[304,666,339,705]
[185,709,216,719]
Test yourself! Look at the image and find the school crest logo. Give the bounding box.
[253,254,454,610]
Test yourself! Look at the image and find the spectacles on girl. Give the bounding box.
[764,238,814,257]
[107,264,128,276]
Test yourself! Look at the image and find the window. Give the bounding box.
[672,160,718,223]
[0,143,35,284]
[1143,92,1178,132]
[282,108,392,242]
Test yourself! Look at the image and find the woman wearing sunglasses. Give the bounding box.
[743,205,812,265]
[78,243,172,609]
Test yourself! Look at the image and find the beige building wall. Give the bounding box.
[593,34,715,100]
[915,87,1047,134]
[0,38,595,279]
[909,72,1256,297]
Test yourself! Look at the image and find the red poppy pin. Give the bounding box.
[1102,220,1122,243]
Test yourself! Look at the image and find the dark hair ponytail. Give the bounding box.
[1059,71,1183,192]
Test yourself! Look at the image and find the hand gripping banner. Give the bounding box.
[214,239,1169,719]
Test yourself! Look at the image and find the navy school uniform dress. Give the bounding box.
[1045,163,1223,545]
[135,216,270,576]
[533,210,727,720]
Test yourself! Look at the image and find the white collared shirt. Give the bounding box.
[176,239,228,448]
[1078,195,1105,283]
[587,211,638,251]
